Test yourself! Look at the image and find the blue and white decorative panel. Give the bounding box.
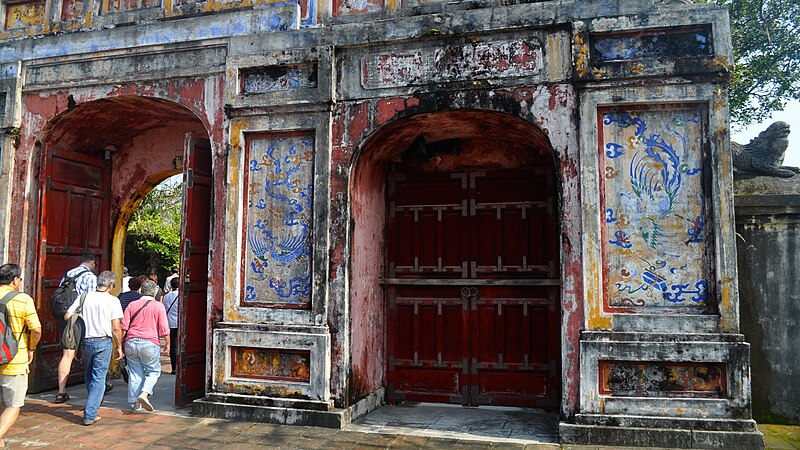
[243,133,314,307]
[601,107,710,308]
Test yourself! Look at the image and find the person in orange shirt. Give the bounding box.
[0,263,42,448]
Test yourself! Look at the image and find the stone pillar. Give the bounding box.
[735,177,800,424]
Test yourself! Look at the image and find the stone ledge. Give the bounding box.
[559,423,764,449]
[193,397,349,428]
[574,413,757,432]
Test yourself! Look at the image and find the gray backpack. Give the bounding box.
[61,293,87,350]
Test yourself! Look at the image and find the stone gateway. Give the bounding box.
[0,0,762,447]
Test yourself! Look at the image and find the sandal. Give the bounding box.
[54,392,70,403]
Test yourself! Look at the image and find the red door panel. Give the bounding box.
[32,148,110,393]
[386,167,560,409]
[176,135,212,407]
[387,286,470,404]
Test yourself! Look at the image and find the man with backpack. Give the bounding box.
[0,263,42,449]
[64,270,123,425]
[54,253,97,403]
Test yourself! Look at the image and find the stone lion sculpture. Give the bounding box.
[732,121,799,178]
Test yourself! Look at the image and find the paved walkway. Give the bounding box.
[5,374,796,449]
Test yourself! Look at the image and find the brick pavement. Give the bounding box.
[4,398,795,449]
[3,399,558,449]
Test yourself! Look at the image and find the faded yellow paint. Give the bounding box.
[163,0,173,16]
[5,2,45,29]
[84,0,95,28]
[630,63,645,74]
[719,282,736,332]
[676,408,685,414]
[223,119,247,321]
[592,67,610,78]
[386,0,397,12]
[574,34,589,78]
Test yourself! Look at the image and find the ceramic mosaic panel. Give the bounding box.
[600,361,725,397]
[61,0,83,21]
[601,107,710,308]
[241,64,318,94]
[591,26,713,62]
[5,1,45,29]
[230,346,311,382]
[334,0,383,16]
[243,133,314,307]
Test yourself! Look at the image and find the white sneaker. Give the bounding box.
[137,394,154,412]
[131,402,143,412]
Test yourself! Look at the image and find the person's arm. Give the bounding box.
[112,318,123,360]
[158,305,170,353]
[27,327,42,364]
[63,296,81,321]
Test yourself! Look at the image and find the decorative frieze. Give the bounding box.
[241,63,318,94]
[360,35,543,89]
[5,1,45,29]
[231,346,311,383]
[600,361,726,398]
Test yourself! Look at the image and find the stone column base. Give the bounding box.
[559,422,764,449]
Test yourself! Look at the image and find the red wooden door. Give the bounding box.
[32,148,110,393]
[386,168,560,409]
[176,135,212,407]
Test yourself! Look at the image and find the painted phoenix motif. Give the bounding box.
[602,108,710,307]
[244,134,314,306]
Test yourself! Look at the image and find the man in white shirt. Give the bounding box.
[163,267,178,294]
[65,271,123,426]
[121,266,131,294]
[161,277,180,374]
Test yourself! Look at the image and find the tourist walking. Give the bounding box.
[55,253,97,404]
[0,263,42,448]
[121,280,170,412]
[161,277,180,374]
[118,276,143,311]
[64,271,123,425]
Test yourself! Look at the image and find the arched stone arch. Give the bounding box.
[330,90,583,418]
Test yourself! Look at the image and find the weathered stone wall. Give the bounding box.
[735,177,800,424]
[0,0,764,445]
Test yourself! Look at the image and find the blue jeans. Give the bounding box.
[82,337,112,421]
[124,338,161,403]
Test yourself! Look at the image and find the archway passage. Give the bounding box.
[33,96,211,408]
[350,110,561,411]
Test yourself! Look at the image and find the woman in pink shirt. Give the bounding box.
[121,279,170,412]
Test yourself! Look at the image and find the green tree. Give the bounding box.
[709,0,800,125]
[125,176,183,280]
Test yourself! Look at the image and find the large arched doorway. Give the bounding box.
[350,110,562,410]
[32,96,212,407]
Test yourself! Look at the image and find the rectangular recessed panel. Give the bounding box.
[600,106,711,308]
[243,132,314,307]
[599,361,726,398]
[240,64,318,94]
[5,1,45,29]
[230,347,310,383]
[392,367,460,395]
[477,371,547,396]
[591,26,713,63]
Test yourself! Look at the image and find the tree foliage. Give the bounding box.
[125,176,183,280]
[708,0,800,125]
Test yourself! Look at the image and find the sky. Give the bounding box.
[730,100,800,167]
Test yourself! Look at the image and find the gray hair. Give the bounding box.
[97,270,117,288]
[140,280,159,297]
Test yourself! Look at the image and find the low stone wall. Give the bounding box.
[735,177,800,424]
